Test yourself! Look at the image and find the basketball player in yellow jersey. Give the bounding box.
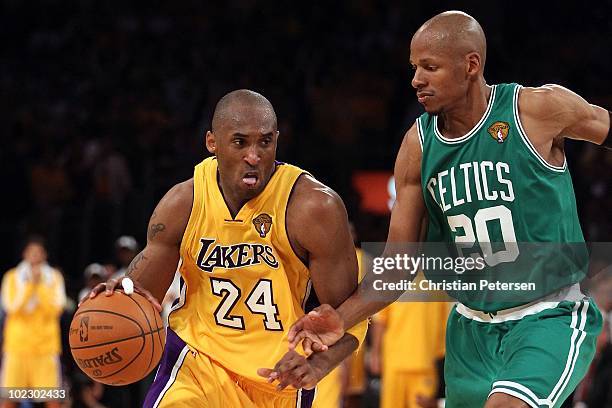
[312,226,369,408]
[88,89,367,408]
[1,236,66,408]
[370,299,448,408]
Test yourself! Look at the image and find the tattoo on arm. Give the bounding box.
[148,223,166,241]
[126,252,147,277]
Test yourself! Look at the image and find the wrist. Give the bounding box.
[307,355,328,382]
[336,304,349,333]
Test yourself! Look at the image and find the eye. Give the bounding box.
[232,139,245,146]
[261,138,272,146]
[425,65,438,72]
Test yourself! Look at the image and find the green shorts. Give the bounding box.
[445,298,602,408]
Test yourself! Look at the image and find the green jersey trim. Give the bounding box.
[433,85,497,145]
[416,118,424,151]
[512,85,567,173]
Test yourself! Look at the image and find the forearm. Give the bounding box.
[125,247,179,303]
[308,333,358,380]
[337,263,415,330]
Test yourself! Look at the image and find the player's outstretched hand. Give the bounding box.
[287,304,344,356]
[257,350,323,391]
[79,277,162,313]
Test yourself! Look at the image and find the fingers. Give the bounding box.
[288,329,308,350]
[133,285,163,313]
[264,349,323,392]
[276,363,309,391]
[311,341,328,352]
[144,293,163,313]
[303,338,313,356]
[274,352,308,391]
[287,318,305,344]
[256,368,274,378]
[104,278,121,295]
[299,372,319,390]
[78,278,162,314]
[88,282,108,299]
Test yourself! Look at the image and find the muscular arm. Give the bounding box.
[126,180,193,303]
[91,180,193,306]
[518,85,610,162]
[286,175,361,375]
[287,175,358,309]
[335,123,426,330]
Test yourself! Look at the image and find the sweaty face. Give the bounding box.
[210,105,278,201]
[410,32,469,115]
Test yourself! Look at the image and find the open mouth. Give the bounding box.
[242,172,259,187]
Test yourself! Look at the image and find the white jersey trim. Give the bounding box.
[456,283,583,323]
[153,345,190,408]
[433,85,497,145]
[513,85,567,173]
[416,118,424,151]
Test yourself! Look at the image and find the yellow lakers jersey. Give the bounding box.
[169,157,311,389]
[1,263,66,355]
[375,300,448,372]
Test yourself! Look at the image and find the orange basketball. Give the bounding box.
[69,290,165,385]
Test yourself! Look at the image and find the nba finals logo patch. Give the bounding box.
[253,213,273,238]
[488,121,510,143]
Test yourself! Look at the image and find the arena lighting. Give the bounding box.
[352,171,395,214]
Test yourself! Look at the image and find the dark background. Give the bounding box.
[1,0,611,319]
[1,1,611,407]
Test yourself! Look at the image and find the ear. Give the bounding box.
[466,52,482,77]
[205,131,216,154]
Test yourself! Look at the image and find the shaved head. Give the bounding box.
[413,11,486,67]
[212,89,277,133]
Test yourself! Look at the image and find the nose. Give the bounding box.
[411,68,426,89]
[244,146,260,166]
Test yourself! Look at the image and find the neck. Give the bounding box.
[217,173,247,219]
[439,79,491,139]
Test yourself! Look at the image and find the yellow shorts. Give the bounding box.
[312,366,341,408]
[1,353,62,388]
[381,370,436,408]
[144,329,315,408]
[345,344,366,395]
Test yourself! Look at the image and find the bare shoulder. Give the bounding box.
[518,84,592,122]
[158,179,194,213]
[395,123,422,185]
[288,173,346,220]
[149,178,194,245]
[286,172,353,263]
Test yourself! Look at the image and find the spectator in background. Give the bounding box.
[369,294,448,408]
[69,373,107,408]
[78,263,109,303]
[111,236,139,279]
[0,236,66,408]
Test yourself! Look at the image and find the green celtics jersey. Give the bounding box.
[418,83,587,312]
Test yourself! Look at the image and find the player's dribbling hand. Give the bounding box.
[288,304,344,356]
[257,350,323,391]
[80,277,162,313]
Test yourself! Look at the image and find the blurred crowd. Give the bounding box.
[2,1,611,288]
[1,0,611,407]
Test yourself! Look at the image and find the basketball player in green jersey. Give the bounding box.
[273,11,612,408]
